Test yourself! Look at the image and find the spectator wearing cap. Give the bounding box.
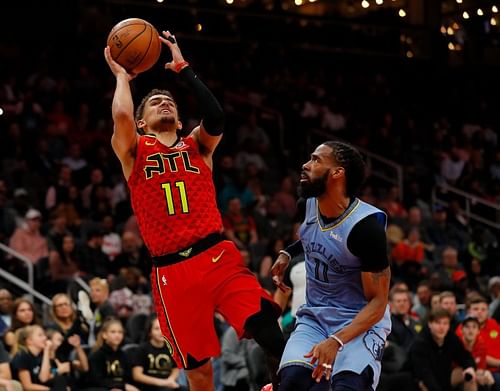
[489,276,500,323]
[8,209,48,264]
[457,295,500,382]
[458,316,496,389]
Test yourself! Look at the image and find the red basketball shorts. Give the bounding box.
[151,239,278,369]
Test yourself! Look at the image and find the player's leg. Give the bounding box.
[278,322,329,391]
[243,298,286,388]
[279,365,330,390]
[331,366,374,391]
[185,359,215,391]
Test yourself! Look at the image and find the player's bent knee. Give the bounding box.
[331,367,373,391]
[244,299,285,359]
[279,365,322,390]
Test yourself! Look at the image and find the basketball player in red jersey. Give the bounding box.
[104,31,284,391]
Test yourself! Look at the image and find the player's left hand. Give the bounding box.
[304,338,340,382]
[160,31,188,73]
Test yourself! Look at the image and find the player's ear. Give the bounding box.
[137,119,146,129]
[176,120,183,131]
[331,167,344,178]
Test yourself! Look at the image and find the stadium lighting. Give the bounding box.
[447,27,454,35]
[440,26,447,34]
[477,8,484,16]
[456,0,462,3]
[492,17,498,26]
[226,0,234,4]
[463,11,470,19]
[376,0,383,5]
[0,108,4,116]
[361,0,370,9]
[295,0,304,5]
[399,9,406,17]
[406,50,414,58]
[493,6,499,13]
[448,42,455,50]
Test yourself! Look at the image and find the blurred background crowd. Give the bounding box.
[0,0,499,390]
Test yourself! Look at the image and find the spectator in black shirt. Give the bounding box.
[407,308,477,391]
[131,316,184,391]
[86,318,138,391]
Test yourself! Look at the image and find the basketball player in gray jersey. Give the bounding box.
[272,141,391,391]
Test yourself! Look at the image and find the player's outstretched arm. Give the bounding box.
[104,46,138,180]
[160,31,224,160]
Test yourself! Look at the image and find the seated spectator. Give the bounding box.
[47,234,82,294]
[46,329,89,389]
[109,267,152,319]
[457,316,496,389]
[85,318,139,391]
[436,246,463,291]
[3,298,41,352]
[407,308,477,391]
[11,325,69,391]
[413,281,432,321]
[0,340,22,391]
[440,291,464,332]
[110,231,150,279]
[77,227,109,278]
[88,278,116,345]
[388,288,422,351]
[220,325,267,391]
[456,295,500,384]
[131,316,185,391]
[45,294,89,361]
[271,176,297,218]
[8,208,48,265]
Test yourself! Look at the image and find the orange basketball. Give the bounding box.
[107,18,162,74]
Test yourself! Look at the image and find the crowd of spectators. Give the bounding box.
[0,2,499,390]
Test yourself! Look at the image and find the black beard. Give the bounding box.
[298,170,328,198]
[160,116,176,124]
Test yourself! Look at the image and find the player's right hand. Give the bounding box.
[271,253,292,293]
[103,46,137,81]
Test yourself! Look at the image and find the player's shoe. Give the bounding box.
[261,384,273,391]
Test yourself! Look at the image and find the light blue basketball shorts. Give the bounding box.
[279,319,389,390]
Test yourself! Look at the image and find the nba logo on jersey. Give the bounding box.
[330,231,342,242]
[162,275,167,286]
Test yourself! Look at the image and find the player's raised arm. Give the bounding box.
[160,31,225,161]
[104,46,138,179]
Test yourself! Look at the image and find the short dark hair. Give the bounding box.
[465,294,488,309]
[323,141,366,198]
[135,89,175,122]
[428,308,452,323]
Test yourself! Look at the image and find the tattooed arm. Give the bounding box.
[333,267,391,344]
[304,267,391,382]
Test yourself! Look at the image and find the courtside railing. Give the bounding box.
[0,243,51,305]
[432,183,500,231]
